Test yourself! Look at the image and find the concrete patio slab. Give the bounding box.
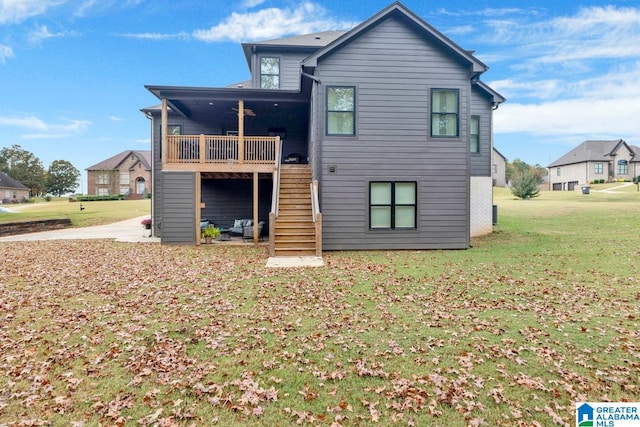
[266,256,324,268]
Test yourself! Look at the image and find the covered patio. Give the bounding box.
[144,85,312,246]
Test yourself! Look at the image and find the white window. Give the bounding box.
[120,172,129,185]
[119,187,129,195]
[96,173,109,184]
[260,57,280,89]
[97,188,109,196]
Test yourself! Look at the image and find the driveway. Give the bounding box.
[0,215,160,243]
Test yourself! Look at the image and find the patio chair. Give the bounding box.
[243,221,265,242]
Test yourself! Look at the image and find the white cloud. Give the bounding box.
[118,31,190,41]
[0,44,14,63]
[0,115,91,139]
[28,24,77,44]
[0,0,67,24]
[193,2,357,43]
[242,0,266,8]
[109,115,124,122]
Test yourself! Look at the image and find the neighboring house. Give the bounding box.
[141,1,505,253]
[86,150,152,197]
[0,172,29,203]
[548,139,639,191]
[492,148,507,187]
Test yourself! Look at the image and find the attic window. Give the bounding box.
[260,57,280,89]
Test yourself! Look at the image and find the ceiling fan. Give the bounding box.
[231,107,256,117]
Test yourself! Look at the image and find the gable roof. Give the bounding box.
[86,150,151,171]
[492,147,507,161]
[302,1,488,75]
[547,139,636,167]
[0,172,29,190]
[474,81,506,106]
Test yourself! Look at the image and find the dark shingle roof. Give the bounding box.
[0,172,29,190]
[250,31,347,48]
[547,139,634,167]
[86,150,151,171]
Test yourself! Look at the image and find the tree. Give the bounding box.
[0,144,47,196]
[505,158,547,186]
[510,169,541,199]
[46,160,80,196]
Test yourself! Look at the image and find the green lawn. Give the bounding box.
[0,198,150,227]
[0,189,638,426]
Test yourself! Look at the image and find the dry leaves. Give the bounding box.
[0,240,638,425]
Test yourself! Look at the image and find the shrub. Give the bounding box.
[75,195,126,202]
[510,170,541,199]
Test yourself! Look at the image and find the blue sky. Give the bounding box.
[2,0,640,191]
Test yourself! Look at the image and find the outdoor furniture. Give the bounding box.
[218,227,230,241]
[243,221,265,242]
[229,219,253,237]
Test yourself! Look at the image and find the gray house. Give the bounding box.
[548,139,639,191]
[142,2,505,254]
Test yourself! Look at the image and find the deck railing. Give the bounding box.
[165,135,280,165]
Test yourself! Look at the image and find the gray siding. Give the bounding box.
[161,171,196,244]
[316,16,472,250]
[470,86,492,177]
[253,51,308,90]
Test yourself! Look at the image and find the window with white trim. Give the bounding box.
[96,173,109,184]
[260,57,280,89]
[120,172,129,185]
[369,181,416,229]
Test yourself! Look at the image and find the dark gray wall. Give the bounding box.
[470,85,493,177]
[200,178,272,232]
[161,171,196,244]
[316,15,473,250]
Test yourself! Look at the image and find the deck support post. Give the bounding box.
[253,172,259,244]
[195,172,202,245]
[238,100,244,164]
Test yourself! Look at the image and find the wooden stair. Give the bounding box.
[273,165,317,256]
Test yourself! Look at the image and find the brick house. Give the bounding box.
[86,150,151,197]
[548,139,639,190]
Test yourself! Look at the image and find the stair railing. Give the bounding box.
[311,180,322,256]
[269,139,283,257]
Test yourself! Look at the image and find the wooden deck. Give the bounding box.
[163,135,281,173]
